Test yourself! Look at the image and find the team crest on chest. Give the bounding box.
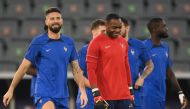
[64,46,67,52]
[119,43,124,48]
[165,52,168,58]
[131,49,135,55]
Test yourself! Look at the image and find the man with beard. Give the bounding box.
[143,18,188,109]
[121,17,154,109]
[3,7,88,109]
[86,13,133,109]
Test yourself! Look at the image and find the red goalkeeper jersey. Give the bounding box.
[87,33,132,100]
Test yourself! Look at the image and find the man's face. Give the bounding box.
[106,19,122,38]
[121,22,130,38]
[45,12,63,33]
[156,20,169,39]
[92,25,106,38]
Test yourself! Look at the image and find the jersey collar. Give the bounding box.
[44,32,65,42]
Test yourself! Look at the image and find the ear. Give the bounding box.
[152,28,156,32]
[44,16,48,26]
[127,26,130,30]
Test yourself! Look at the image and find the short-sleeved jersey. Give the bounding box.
[30,76,36,97]
[143,39,172,101]
[128,38,151,106]
[25,33,78,99]
[128,38,150,85]
[87,34,132,100]
[76,44,94,106]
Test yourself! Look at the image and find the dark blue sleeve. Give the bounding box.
[78,46,87,71]
[25,40,41,65]
[69,39,78,62]
[139,44,151,63]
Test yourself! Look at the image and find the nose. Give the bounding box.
[115,28,121,33]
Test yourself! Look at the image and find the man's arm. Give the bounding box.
[3,58,32,106]
[83,76,91,88]
[135,60,154,89]
[167,68,188,109]
[70,60,88,108]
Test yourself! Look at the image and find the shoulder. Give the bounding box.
[142,39,152,48]
[78,44,88,54]
[161,41,169,48]
[129,38,145,49]
[61,34,75,45]
[30,33,48,45]
[93,33,105,42]
[89,34,104,46]
[117,36,127,44]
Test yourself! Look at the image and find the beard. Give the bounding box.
[157,32,169,39]
[49,24,62,33]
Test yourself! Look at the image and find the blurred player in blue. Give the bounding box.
[121,17,154,109]
[143,18,188,109]
[76,19,106,109]
[3,7,88,109]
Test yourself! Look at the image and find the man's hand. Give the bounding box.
[80,91,88,108]
[92,88,109,109]
[178,91,188,109]
[3,88,14,107]
[134,76,144,89]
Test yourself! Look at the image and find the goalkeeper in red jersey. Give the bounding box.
[86,13,134,109]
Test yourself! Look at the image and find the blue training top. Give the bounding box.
[143,38,172,102]
[128,38,151,106]
[25,33,78,99]
[76,44,94,107]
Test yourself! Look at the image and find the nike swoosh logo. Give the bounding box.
[105,45,111,49]
[46,49,51,52]
[152,54,156,57]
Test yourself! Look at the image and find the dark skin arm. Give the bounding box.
[167,68,188,109]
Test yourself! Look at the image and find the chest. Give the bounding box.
[150,47,169,63]
[99,40,127,58]
[40,41,73,60]
[128,46,140,62]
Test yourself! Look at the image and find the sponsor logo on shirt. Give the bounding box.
[166,52,168,58]
[39,99,42,103]
[119,43,124,48]
[131,49,135,55]
[64,46,67,52]
[104,45,111,49]
[152,54,157,57]
[45,49,51,52]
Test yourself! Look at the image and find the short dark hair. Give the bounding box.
[106,13,120,22]
[147,18,163,33]
[91,19,106,30]
[120,17,129,26]
[45,7,61,16]
[44,7,62,31]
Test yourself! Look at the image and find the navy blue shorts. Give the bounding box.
[107,99,133,109]
[144,96,165,109]
[35,97,69,109]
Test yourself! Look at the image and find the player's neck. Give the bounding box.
[122,34,128,41]
[151,35,161,45]
[48,31,61,39]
